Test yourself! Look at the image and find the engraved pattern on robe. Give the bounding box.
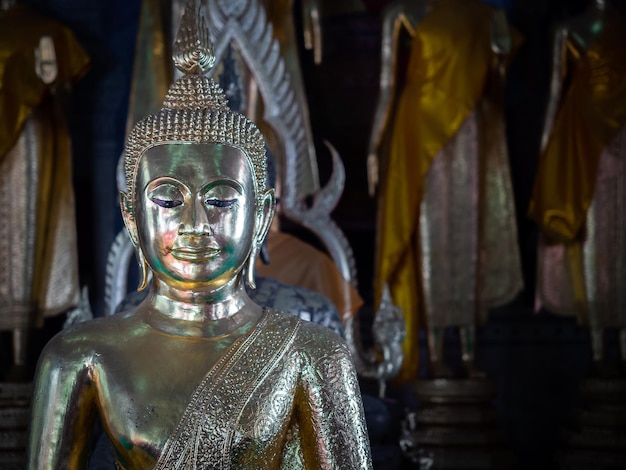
[128,309,374,469]
[421,102,521,328]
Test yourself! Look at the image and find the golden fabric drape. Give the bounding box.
[0,4,89,328]
[529,13,626,242]
[0,4,89,159]
[374,0,501,382]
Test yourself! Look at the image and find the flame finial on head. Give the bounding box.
[122,0,268,215]
[173,0,216,74]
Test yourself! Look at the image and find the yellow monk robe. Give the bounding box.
[375,0,506,382]
[0,4,89,158]
[529,13,626,243]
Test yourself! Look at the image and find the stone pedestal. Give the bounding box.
[400,379,514,469]
[0,382,32,470]
[559,378,626,469]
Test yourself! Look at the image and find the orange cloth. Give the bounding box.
[256,231,363,323]
[0,4,90,159]
[374,0,503,383]
[529,14,626,242]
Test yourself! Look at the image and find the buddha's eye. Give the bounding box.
[203,184,239,209]
[148,184,184,209]
[152,198,183,208]
[204,198,237,208]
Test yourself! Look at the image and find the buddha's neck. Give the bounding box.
[148,275,251,322]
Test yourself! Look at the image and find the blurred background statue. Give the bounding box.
[0,1,88,376]
[368,0,523,381]
[530,0,626,375]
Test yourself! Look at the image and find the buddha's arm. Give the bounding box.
[367,3,418,196]
[540,27,568,155]
[27,336,97,469]
[298,334,373,469]
[302,0,322,64]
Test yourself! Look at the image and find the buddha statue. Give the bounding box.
[368,0,523,380]
[126,0,364,324]
[530,0,626,373]
[26,2,372,468]
[0,1,88,373]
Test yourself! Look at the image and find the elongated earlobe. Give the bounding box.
[245,243,260,290]
[137,249,150,291]
[246,189,275,289]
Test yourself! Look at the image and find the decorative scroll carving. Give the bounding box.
[200,0,357,283]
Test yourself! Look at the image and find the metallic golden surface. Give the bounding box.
[28,2,372,467]
[127,0,392,383]
[370,0,522,381]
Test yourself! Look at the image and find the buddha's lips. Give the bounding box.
[170,247,220,262]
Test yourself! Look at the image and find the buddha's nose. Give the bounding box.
[178,197,211,235]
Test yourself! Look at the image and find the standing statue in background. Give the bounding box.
[28,2,372,467]
[369,0,523,381]
[530,0,626,374]
[0,2,88,373]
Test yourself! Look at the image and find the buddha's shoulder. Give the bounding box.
[265,309,349,356]
[39,311,144,360]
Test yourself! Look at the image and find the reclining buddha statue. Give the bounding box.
[26,1,372,468]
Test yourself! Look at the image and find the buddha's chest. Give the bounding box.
[94,340,232,462]
[93,337,301,467]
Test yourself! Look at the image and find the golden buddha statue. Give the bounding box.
[125,0,364,324]
[27,2,372,468]
[530,0,626,372]
[0,1,88,372]
[368,0,523,381]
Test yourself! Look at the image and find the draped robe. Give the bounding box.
[0,4,89,329]
[374,0,522,382]
[108,310,372,469]
[531,14,626,327]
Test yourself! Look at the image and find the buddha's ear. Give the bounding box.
[245,189,276,290]
[120,191,150,291]
[120,191,139,248]
[255,188,276,246]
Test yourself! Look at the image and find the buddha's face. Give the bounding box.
[131,143,266,290]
